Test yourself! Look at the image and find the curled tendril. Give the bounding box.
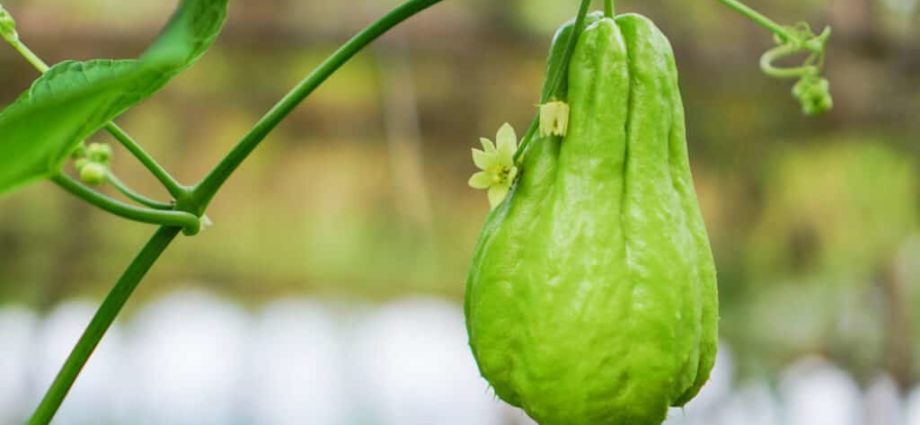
[761,23,833,115]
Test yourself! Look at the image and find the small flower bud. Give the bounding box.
[539,101,570,137]
[0,4,18,42]
[74,158,89,171]
[793,76,833,116]
[86,143,113,164]
[79,162,108,185]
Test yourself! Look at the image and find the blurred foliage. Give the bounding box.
[747,140,916,282]
[724,139,918,386]
[0,0,917,389]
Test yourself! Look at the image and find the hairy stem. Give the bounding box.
[193,0,445,210]
[52,174,199,234]
[26,226,181,425]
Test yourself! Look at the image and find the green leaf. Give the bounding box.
[0,0,229,196]
[144,0,230,70]
[0,60,153,193]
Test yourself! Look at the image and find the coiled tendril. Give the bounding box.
[760,23,833,116]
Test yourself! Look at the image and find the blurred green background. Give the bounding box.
[0,0,917,392]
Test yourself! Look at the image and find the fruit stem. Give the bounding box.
[513,0,592,165]
[604,0,615,18]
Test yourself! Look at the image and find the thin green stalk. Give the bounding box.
[513,117,541,164]
[716,0,796,41]
[4,35,49,72]
[105,171,174,210]
[760,43,818,79]
[1,30,186,199]
[513,0,592,164]
[192,0,445,210]
[541,0,592,105]
[104,123,188,199]
[26,226,181,425]
[604,0,615,18]
[52,174,199,234]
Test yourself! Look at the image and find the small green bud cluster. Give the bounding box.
[793,75,832,116]
[0,3,18,42]
[761,23,833,116]
[73,143,113,185]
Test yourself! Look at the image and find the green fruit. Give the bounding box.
[465,14,718,425]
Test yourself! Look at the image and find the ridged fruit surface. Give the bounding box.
[465,13,719,425]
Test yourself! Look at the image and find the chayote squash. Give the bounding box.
[465,13,719,425]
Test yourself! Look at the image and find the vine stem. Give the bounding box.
[26,2,448,424]
[26,226,181,425]
[760,43,818,79]
[5,35,49,72]
[103,123,188,199]
[540,0,591,106]
[512,0,592,164]
[192,0,446,210]
[716,0,796,42]
[604,0,615,18]
[105,171,174,210]
[51,174,200,234]
[1,34,187,199]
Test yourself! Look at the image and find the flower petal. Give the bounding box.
[472,149,494,170]
[468,171,493,190]
[539,106,553,138]
[539,101,570,137]
[497,123,517,149]
[488,185,510,210]
[480,138,497,153]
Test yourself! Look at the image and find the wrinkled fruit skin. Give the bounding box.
[465,14,719,425]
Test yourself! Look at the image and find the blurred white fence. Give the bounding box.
[0,290,917,425]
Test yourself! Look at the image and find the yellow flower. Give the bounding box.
[468,123,519,210]
[539,100,570,137]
